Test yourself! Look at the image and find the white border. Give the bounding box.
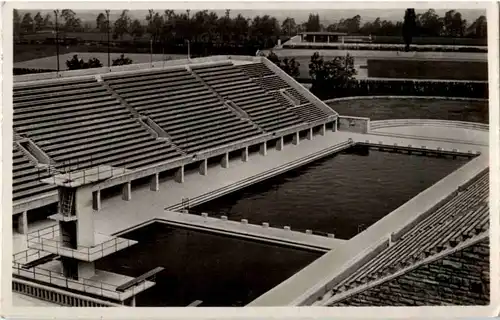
[2,1,499,319]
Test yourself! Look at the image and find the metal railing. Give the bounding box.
[27,225,136,261]
[13,261,149,301]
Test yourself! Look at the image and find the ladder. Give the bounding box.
[61,191,75,216]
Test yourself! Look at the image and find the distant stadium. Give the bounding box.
[11,55,489,307]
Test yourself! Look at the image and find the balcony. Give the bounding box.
[27,225,137,262]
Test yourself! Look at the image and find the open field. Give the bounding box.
[327,98,488,123]
[367,59,488,81]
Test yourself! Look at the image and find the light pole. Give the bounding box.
[105,10,110,68]
[54,10,60,73]
[186,40,190,60]
[150,39,153,67]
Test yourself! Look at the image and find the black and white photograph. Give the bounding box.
[1,1,498,318]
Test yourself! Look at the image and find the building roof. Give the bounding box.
[299,32,348,36]
[315,169,489,306]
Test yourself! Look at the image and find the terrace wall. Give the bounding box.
[338,116,370,133]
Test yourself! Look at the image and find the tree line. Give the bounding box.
[14,8,486,44]
[285,9,486,38]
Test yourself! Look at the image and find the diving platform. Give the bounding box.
[26,225,137,262]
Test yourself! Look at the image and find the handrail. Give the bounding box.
[26,225,135,261]
[13,261,149,300]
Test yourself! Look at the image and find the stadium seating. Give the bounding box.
[237,63,331,122]
[192,63,304,132]
[237,62,275,78]
[13,78,183,173]
[12,143,57,202]
[103,67,263,154]
[323,170,489,299]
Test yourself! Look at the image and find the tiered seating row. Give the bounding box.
[286,88,310,105]
[192,64,304,132]
[252,75,290,92]
[327,170,489,298]
[14,78,183,173]
[12,144,57,202]
[104,68,262,154]
[290,104,330,123]
[237,62,275,78]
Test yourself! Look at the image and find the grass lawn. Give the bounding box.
[327,98,488,124]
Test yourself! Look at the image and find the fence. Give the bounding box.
[13,260,148,301]
[13,278,122,307]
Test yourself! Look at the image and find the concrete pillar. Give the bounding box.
[292,132,300,145]
[260,141,267,156]
[276,136,284,151]
[241,147,249,162]
[122,182,131,201]
[332,120,337,132]
[320,123,326,136]
[175,166,184,183]
[17,211,28,235]
[150,173,159,192]
[199,159,208,176]
[130,296,136,307]
[307,128,313,140]
[313,35,316,43]
[221,152,229,168]
[92,190,101,211]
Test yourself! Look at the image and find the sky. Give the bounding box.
[20,9,486,27]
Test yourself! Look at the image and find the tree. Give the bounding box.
[402,9,416,52]
[96,12,107,32]
[280,57,300,78]
[417,9,443,37]
[61,9,81,32]
[112,54,133,66]
[66,55,103,70]
[113,10,131,40]
[34,12,44,31]
[266,51,300,78]
[281,17,297,37]
[305,14,320,32]
[309,52,356,96]
[21,13,34,33]
[130,19,144,39]
[13,9,21,39]
[467,15,487,38]
[43,13,52,28]
[146,9,163,43]
[444,10,466,37]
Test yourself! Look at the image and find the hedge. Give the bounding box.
[305,79,488,100]
[14,68,55,75]
[367,60,488,81]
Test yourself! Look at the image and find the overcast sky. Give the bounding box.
[20,9,486,26]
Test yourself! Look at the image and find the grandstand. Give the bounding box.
[10,55,489,308]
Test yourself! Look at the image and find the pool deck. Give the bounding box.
[12,123,489,307]
[14,127,487,256]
